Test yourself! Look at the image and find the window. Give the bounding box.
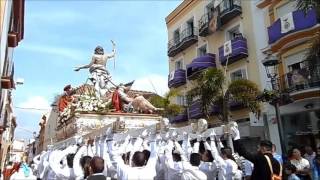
[175,60,183,70]
[197,44,207,57]
[227,25,241,40]
[186,18,194,36]
[230,69,247,81]
[284,50,307,72]
[173,29,180,44]
[177,96,186,106]
[276,0,297,18]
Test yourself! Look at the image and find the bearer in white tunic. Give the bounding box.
[109,132,158,180]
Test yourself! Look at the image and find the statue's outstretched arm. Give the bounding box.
[107,40,116,58]
[74,57,95,71]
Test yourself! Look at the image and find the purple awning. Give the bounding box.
[187,53,216,79]
[268,9,318,44]
[169,110,188,123]
[189,100,204,119]
[168,69,186,88]
[219,37,248,65]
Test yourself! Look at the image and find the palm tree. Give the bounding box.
[297,0,320,67]
[187,67,261,122]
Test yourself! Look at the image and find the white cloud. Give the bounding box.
[17,96,51,114]
[131,74,169,96]
[20,44,87,61]
[28,9,86,25]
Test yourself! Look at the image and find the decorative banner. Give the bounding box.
[249,112,264,127]
[224,40,232,56]
[209,10,219,33]
[280,12,295,34]
[169,71,175,81]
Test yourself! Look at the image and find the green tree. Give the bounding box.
[187,68,261,122]
[297,0,320,67]
[149,89,182,118]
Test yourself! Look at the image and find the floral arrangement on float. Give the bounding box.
[58,89,111,126]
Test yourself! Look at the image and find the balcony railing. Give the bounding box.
[168,69,186,88]
[268,9,319,44]
[198,12,215,37]
[187,53,216,80]
[168,27,198,57]
[280,61,320,94]
[169,110,188,123]
[188,100,204,119]
[219,0,242,26]
[219,35,248,65]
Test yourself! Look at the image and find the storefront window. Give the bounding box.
[282,109,320,154]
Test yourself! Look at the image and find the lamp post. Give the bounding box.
[262,53,286,154]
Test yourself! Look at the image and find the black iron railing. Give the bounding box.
[168,27,198,57]
[280,61,320,93]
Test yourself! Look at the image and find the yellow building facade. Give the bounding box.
[258,0,320,152]
[166,0,269,152]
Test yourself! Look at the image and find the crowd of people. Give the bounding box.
[2,124,320,180]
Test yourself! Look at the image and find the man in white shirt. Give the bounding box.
[110,133,158,180]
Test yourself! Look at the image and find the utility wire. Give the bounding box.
[13,106,50,111]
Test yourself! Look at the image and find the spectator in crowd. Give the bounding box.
[231,126,281,180]
[272,144,283,165]
[290,148,310,180]
[312,155,320,180]
[285,163,300,180]
[304,146,315,168]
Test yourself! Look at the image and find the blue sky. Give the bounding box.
[13,0,181,140]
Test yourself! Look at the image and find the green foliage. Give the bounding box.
[187,68,225,118]
[149,89,182,117]
[187,67,262,122]
[297,0,320,64]
[149,95,166,109]
[228,79,261,115]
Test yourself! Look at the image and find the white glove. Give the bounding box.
[182,132,188,140]
[76,137,83,145]
[209,129,216,141]
[171,131,178,140]
[230,127,240,140]
[141,129,149,139]
[106,127,112,134]
[164,132,170,141]
[197,134,202,142]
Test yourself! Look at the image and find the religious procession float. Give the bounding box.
[51,40,235,149]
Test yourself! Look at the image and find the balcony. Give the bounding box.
[219,0,242,26]
[280,61,320,95]
[168,69,186,88]
[187,53,216,80]
[219,36,248,65]
[169,110,188,123]
[188,100,204,119]
[268,9,319,46]
[168,27,198,57]
[198,12,216,37]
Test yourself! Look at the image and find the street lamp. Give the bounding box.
[262,53,286,154]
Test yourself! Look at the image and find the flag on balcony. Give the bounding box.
[209,10,219,33]
[224,40,232,56]
[280,12,295,34]
[169,71,175,81]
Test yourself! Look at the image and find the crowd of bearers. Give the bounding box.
[7,123,320,180]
